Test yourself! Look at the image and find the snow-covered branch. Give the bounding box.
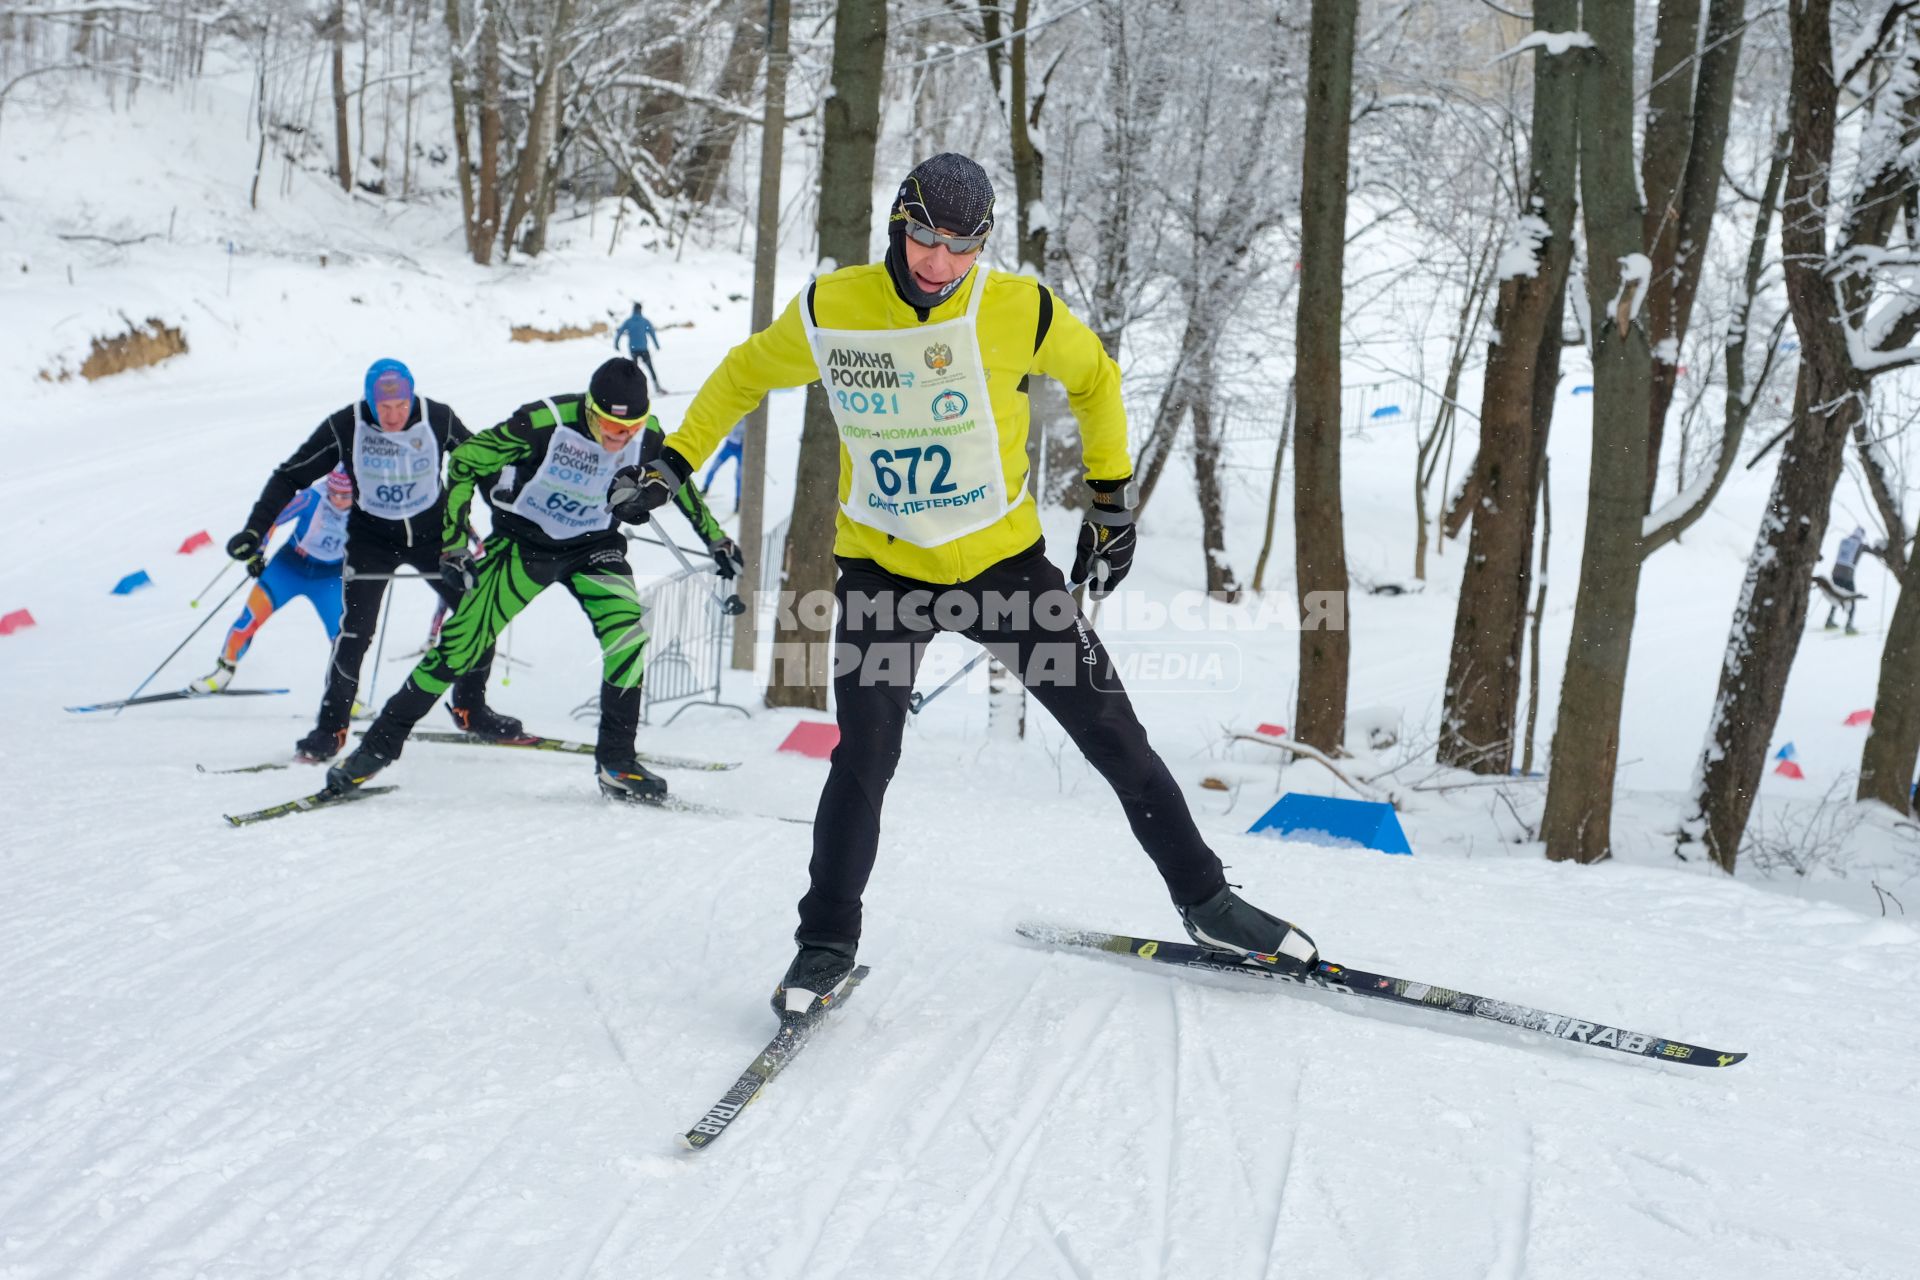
[1491,29,1595,63]
[600,73,760,124]
[1852,415,1915,579]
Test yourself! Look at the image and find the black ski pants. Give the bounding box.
[799,542,1227,948]
[314,527,495,734]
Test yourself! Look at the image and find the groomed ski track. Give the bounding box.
[3,736,1916,1278]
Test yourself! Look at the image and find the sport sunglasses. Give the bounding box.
[900,213,989,255]
[587,394,648,429]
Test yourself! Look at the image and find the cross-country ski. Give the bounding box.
[404,727,741,771]
[221,784,399,826]
[1017,923,1746,1069]
[65,687,290,713]
[678,965,871,1151]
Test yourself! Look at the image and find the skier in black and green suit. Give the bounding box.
[327,358,742,801]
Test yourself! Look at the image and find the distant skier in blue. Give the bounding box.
[1824,526,1868,633]
[700,421,745,510]
[614,302,666,392]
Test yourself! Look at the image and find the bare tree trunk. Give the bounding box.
[1252,380,1294,594]
[1438,0,1576,772]
[1289,0,1355,754]
[733,0,792,674]
[1860,579,1920,812]
[1007,0,1048,275]
[766,0,889,710]
[639,38,686,171]
[1540,0,1652,864]
[1190,352,1238,599]
[470,1,503,266]
[355,0,370,170]
[402,0,419,198]
[1854,415,1920,810]
[443,0,476,254]
[1689,0,1908,869]
[1008,0,1074,508]
[249,18,270,210]
[329,0,352,192]
[1644,0,1748,506]
[500,0,572,257]
[1133,316,1202,511]
[1520,458,1551,775]
[679,0,767,208]
[1637,0,1699,500]
[1416,247,1491,583]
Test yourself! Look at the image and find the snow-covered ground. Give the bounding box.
[3,75,1919,1280]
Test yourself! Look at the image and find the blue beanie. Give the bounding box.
[364,358,415,411]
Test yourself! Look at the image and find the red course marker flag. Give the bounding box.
[1773,760,1806,780]
[0,608,34,635]
[1844,709,1874,727]
[1255,723,1287,738]
[778,722,840,759]
[178,530,213,554]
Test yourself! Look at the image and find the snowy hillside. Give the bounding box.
[3,73,1918,1280]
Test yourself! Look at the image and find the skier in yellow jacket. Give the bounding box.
[617,153,1320,1016]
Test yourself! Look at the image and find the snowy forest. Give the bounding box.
[3,0,1918,1276]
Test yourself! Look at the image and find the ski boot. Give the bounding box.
[293,725,349,763]
[1179,885,1319,974]
[190,658,236,695]
[596,756,668,803]
[448,702,525,741]
[770,939,859,1019]
[325,740,395,795]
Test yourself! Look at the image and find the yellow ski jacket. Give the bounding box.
[662,262,1131,584]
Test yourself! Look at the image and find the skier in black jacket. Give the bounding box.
[225,358,521,760]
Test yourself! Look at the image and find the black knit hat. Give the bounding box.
[893,153,995,236]
[588,357,650,424]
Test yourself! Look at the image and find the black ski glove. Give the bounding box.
[1070,501,1137,599]
[608,448,692,524]
[440,546,477,594]
[226,529,266,578]
[708,536,745,581]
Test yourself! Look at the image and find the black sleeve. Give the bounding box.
[436,400,473,451]
[242,411,345,535]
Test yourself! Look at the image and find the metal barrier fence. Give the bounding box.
[637,565,738,725]
[573,540,749,731]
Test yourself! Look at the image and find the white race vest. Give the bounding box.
[294,486,350,563]
[502,401,641,541]
[803,270,1018,546]
[352,400,441,520]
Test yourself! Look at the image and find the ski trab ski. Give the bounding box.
[403,729,740,772]
[197,760,299,775]
[1018,924,1746,1069]
[223,785,397,827]
[643,794,812,825]
[67,688,289,714]
[679,965,871,1151]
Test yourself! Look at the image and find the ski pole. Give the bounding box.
[341,569,437,583]
[909,575,1090,715]
[188,559,235,608]
[645,528,747,616]
[364,578,397,708]
[115,576,250,714]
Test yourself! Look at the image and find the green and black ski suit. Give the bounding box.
[360,393,726,764]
